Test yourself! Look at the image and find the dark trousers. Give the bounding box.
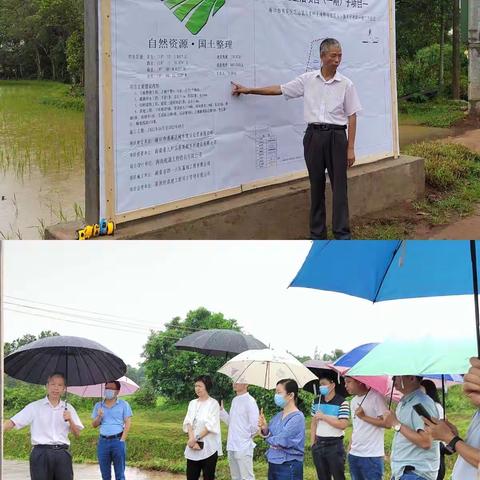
[311,437,346,480]
[437,446,446,480]
[303,125,350,240]
[268,460,303,480]
[30,446,73,480]
[186,451,218,480]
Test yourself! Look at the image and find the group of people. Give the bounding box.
[3,373,133,480]
[182,360,480,480]
[5,360,480,480]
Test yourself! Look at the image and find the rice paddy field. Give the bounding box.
[0,80,85,239]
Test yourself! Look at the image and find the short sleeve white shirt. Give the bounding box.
[350,390,389,457]
[281,70,362,125]
[11,397,84,445]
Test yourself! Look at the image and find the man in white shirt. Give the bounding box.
[232,38,362,240]
[3,372,84,480]
[220,382,259,480]
[344,377,389,480]
[423,357,480,480]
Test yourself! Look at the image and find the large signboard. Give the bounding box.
[98,0,398,222]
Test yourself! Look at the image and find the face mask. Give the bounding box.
[319,386,330,396]
[105,389,117,400]
[274,393,287,408]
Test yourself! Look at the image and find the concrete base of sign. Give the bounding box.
[45,155,424,240]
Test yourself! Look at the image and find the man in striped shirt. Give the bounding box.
[311,373,350,480]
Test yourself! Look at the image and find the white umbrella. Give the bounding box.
[218,348,317,389]
[66,376,140,397]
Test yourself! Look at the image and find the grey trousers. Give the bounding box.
[228,450,255,480]
[30,446,73,480]
[303,125,351,240]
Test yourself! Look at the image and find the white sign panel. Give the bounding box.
[100,0,397,219]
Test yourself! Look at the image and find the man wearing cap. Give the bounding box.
[92,380,133,480]
[232,38,362,240]
[3,372,84,480]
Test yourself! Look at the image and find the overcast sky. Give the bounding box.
[2,241,477,367]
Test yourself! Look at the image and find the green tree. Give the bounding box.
[126,364,146,386]
[142,307,242,402]
[4,330,60,356]
[321,349,345,362]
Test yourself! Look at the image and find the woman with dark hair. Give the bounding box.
[183,375,222,480]
[258,378,305,480]
[420,379,447,480]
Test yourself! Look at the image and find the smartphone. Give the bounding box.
[197,441,204,449]
[412,403,436,423]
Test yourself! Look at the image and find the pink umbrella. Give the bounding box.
[329,363,403,403]
[67,376,139,397]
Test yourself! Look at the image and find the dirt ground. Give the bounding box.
[354,115,480,239]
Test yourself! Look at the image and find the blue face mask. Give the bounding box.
[319,386,330,396]
[105,389,117,400]
[274,393,287,408]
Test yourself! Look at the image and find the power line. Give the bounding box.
[5,306,221,344]
[5,295,227,335]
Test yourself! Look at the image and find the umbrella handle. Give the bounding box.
[388,377,395,410]
[64,346,69,422]
[359,388,371,407]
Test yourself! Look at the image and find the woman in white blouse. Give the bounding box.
[183,375,223,480]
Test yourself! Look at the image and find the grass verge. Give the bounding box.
[353,141,480,238]
[398,99,467,128]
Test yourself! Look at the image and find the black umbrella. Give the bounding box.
[4,336,127,386]
[174,329,267,357]
[303,359,349,398]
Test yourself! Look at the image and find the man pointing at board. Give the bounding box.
[232,38,361,240]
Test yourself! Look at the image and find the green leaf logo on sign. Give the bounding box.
[163,0,226,35]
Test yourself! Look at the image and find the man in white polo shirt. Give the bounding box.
[3,372,84,480]
[232,38,362,240]
[220,382,259,480]
[344,377,389,480]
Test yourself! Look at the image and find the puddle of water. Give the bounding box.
[399,124,455,149]
[3,459,183,480]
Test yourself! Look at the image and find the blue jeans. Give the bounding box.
[392,473,429,480]
[97,437,126,480]
[268,460,303,480]
[348,454,383,480]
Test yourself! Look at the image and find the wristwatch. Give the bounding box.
[195,434,202,441]
[393,423,402,432]
[447,435,463,453]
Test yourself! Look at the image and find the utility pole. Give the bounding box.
[453,0,461,100]
[469,0,480,115]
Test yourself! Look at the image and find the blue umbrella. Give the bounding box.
[290,240,480,356]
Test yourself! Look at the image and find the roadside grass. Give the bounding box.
[353,142,480,238]
[398,99,467,128]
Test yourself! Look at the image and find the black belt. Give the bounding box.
[34,444,69,450]
[308,123,347,130]
[315,436,344,445]
[100,432,123,440]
